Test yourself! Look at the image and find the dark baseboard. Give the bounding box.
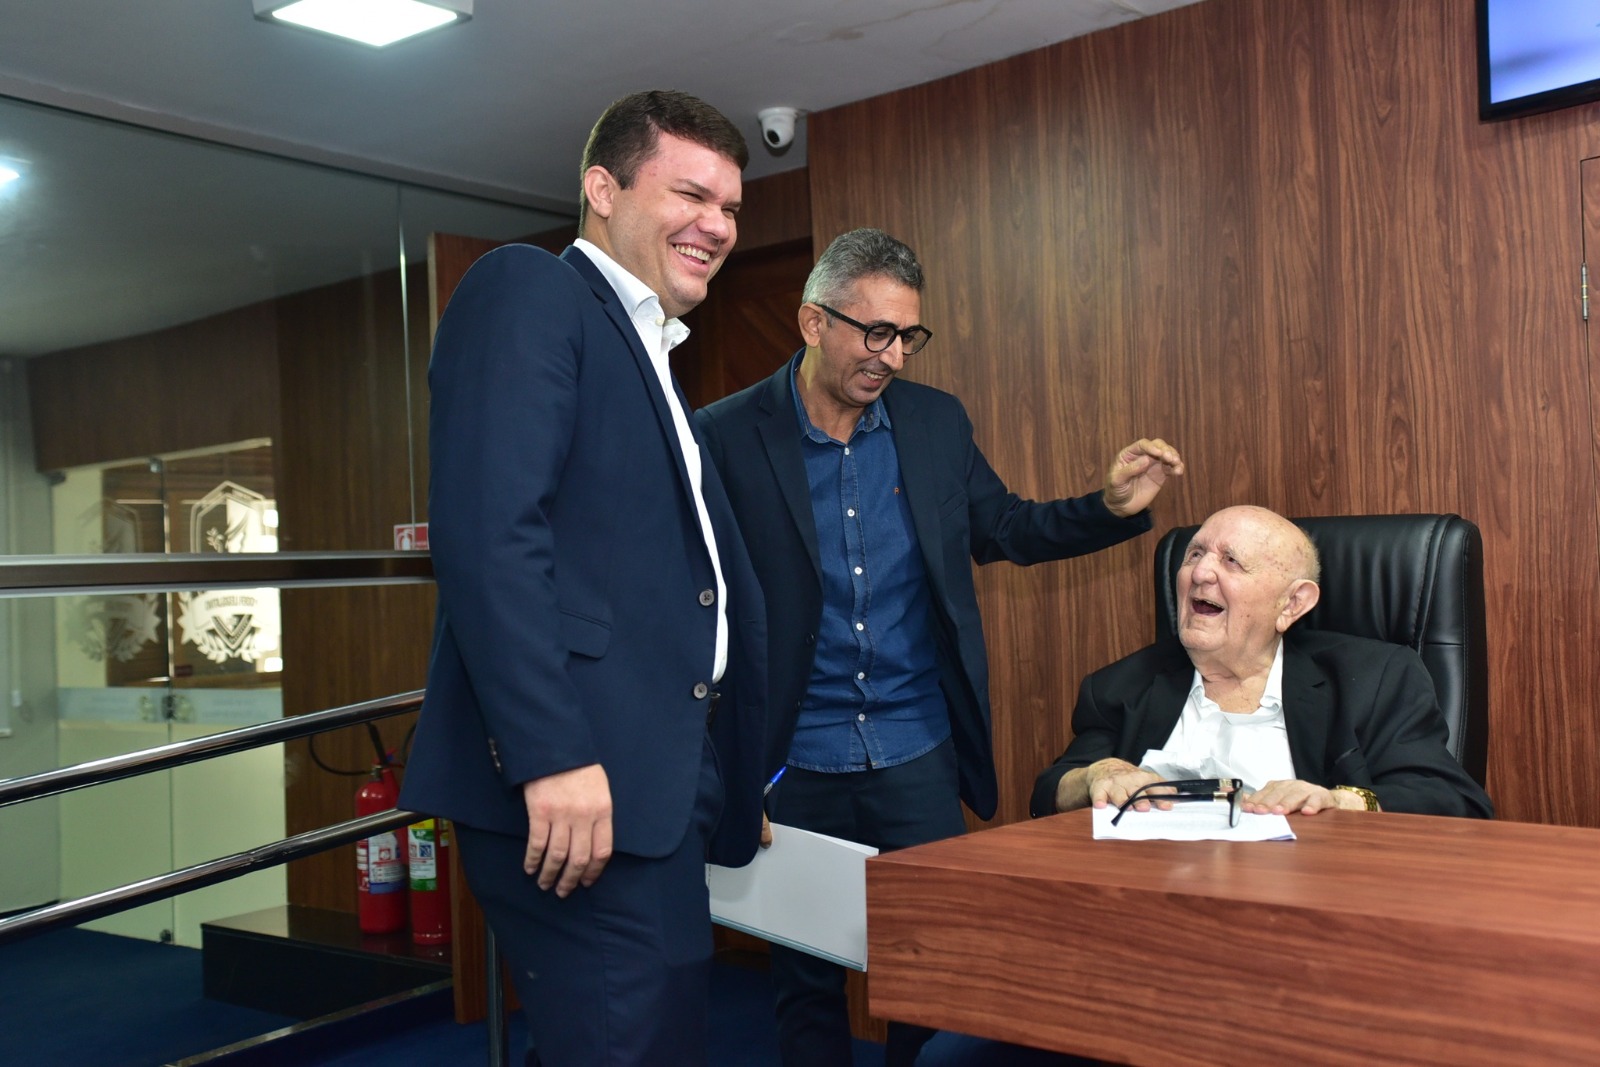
[200,904,450,1020]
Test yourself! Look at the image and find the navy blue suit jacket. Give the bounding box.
[1029,629,1493,819]
[696,358,1148,820]
[401,244,768,867]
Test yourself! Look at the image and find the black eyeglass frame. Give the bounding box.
[813,303,933,355]
[1110,777,1245,827]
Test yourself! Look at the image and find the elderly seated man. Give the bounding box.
[1031,505,1493,820]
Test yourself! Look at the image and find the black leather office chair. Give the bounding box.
[1152,514,1488,786]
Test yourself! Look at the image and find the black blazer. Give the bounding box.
[401,244,768,867]
[697,356,1147,819]
[1029,628,1493,819]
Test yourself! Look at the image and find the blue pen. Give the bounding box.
[763,766,787,796]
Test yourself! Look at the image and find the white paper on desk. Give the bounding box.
[1092,805,1295,841]
[707,825,878,971]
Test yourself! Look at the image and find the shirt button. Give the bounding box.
[692,682,709,699]
[844,447,851,455]
[857,713,866,722]
[847,509,856,517]
[855,622,864,631]
[857,672,865,680]
[698,588,715,606]
[804,633,816,645]
[854,566,863,575]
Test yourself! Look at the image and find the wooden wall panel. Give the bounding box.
[729,166,812,255]
[277,266,436,909]
[808,0,1600,828]
[28,301,279,472]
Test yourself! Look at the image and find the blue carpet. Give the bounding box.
[286,962,885,1066]
[0,927,893,1065]
[0,928,300,1066]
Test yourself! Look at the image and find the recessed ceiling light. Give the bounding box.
[253,0,471,48]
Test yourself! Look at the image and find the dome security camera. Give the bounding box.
[758,107,800,150]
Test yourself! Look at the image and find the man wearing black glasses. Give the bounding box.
[1030,505,1492,822]
[696,227,1184,1066]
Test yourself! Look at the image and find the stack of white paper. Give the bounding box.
[1091,804,1295,841]
[707,824,879,971]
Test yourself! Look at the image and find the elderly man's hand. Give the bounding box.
[1102,438,1184,519]
[1081,758,1166,810]
[1240,779,1371,816]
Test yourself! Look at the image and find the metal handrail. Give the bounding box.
[0,550,433,598]
[0,690,424,810]
[0,685,430,946]
[0,807,421,944]
[0,551,433,935]
[0,551,457,1045]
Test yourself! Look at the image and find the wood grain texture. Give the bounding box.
[27,300,279,472]
[276,265,435,911]
[807,0,1600,829]
[678,237,812,409]
[729,167,812,254]
[868,811,1600,1065]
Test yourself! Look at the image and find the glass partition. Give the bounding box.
[50,442,286,945]
[0,88,570,1059]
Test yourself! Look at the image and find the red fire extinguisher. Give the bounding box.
[355,764,407,934]
[408,818,452,945]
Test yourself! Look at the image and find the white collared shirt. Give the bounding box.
[1138,639,1296,791]
[574,238,727,682]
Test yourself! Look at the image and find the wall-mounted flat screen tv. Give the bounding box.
[1478,0,1600,120]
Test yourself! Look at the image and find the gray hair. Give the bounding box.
[802,228,925,307]
[1296,527,1323,585]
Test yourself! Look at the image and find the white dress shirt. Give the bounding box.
[1138,639,1296,791]
[574,239,727,681]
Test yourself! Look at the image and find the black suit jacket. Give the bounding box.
[1029,628,1493,819]
[401,244,768,867]
[696,356,1148,819]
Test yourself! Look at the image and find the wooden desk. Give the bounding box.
[866,810,1600,1066]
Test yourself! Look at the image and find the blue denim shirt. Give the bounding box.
[786,354,951,772]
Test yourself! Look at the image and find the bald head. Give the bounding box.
[1220,506,1320,583]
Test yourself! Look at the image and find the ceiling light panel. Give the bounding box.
[254,0,471,48]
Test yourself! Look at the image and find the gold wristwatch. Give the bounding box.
[1336,785,1380,811]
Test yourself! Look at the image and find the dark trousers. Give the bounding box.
[767,739,968,1067]
[455,736,724,1067]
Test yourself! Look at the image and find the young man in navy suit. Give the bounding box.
[401,91,767,1065]
[696,228,1184,1066]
